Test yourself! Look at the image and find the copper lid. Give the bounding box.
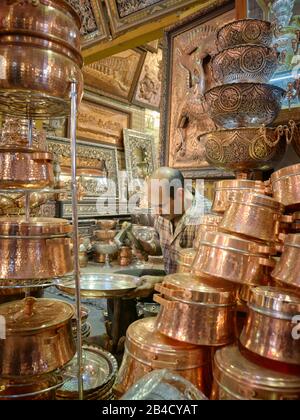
[250,286,300,318]
[0,217,72,236]
[199,214,223,226]
[126,318,210,368]
[199,231,271,256]
[214,345,300,394]
[0,298,74,334]
[159,273,236,306]
[231,192,284,213]
[271,164,300,183]
[215,179,265,191]
[178,249,196,265]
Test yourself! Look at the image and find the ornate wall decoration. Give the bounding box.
[124,129,157,196]
[83,49,146,102]
[133,49,163,110]
[160,0,236,178]
[66,0,109,47]
[76,100,131,148]
[104,0,199,37]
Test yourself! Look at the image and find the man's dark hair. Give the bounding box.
[151,167,184,199]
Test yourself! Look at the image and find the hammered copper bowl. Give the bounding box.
[217,19,273,50]
[272,234,300,289]
[212,180,268,214]
[192,231,275,286]
[211,345,300,400]
[240,287,300,368]
[271,164,300,211]
[205,83,285,129]
[203,126,287,172]
[96,220,117,230]
[212,45,278,84]
[0,147,54,189]
[95,230,117,242]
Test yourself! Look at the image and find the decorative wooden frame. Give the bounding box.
[83,48,146,103]
[104,0,199,37]
[160,0,236,179]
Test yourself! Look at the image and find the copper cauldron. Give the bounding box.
[0,217,73,281]
[211,345,300,400]
[192,231,275,286]
[193,214,223,248]
[113,318,212,399]
[177,249,196,273]
[212,179,268,214]
[0,1,83,118]
[271,164,300,212]
[154,273,237,346]
[219,192,285,243]
[0,297,76,377]
[240,287,300,370]
[0,146,54,189]
[272,234,300,290]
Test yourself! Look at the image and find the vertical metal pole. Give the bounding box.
[70,80,83,400]
[25,119,33,222]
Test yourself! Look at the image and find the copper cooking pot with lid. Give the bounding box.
[177,249,196,273]
[212,179,268,214]
[271,164,300,211]
[0,297,76,378]
[154,273,236,346]
[240,287,300,369]
[114,317,212,399]
[219,192,285,243]
[0,217,73,281]
[194,214,223,248]
[211,345,300,400]
[192,231,275,286]
[272,234,300,289]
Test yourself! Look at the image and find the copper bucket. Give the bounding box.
[272,234,300,289]
[192,231,275,286]
[211,345,300,400]
[154,273,237,346]
[240,287,300,370]
[114,318,212,399]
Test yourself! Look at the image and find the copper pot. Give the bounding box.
[96,220,117,230]
[219,192,285,243]
[0,0,83,118]
[272,234,300,289]
[119,246,132,258]
[0,217,73,281]
[240,287,300,368]
[95,230,117,242]
[194,214,223,247]
[212,179,268,214]
[114,318,212,399]
[79,251,89,268]
[271,164,300,211]
[0,146,54,189]
[177,249,196,273]
[211,345,300,400]
[192,231,275,286]
[0,297,76,377]
[154,274,237,346]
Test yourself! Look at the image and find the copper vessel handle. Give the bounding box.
[24,297,36,316]
[251,244,272,254]
[154,294,176,309]
[280,215,294,224]
[155,283,185,298]
[258,257,276,268]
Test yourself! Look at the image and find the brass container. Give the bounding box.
[95,230,117,242]
[203,126,287,173]
[217,19,273,49]
[0,297,76,377]
[119,246,132,258]
[94,252,107,264]
[0,217,73,281]
[211,345,300,400]
[0,147,54,189]
[271,164,300,211]
[272,234,300,289]
[194,214,223,247]
[192,231,275,286]
[219,192,285,243]
[204,83,285,129]
[0,373,64,401]
[119,257,131,267]
[96,220,117,230]
[114,318,212,399]
[0,0,83,118]
[154,274,237,346]
[212,180,267,214]
[177,249,196,273]
[79,251,89,268]
[240,287,300,368]
[212,45,278,84]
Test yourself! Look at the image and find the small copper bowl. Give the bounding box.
[94,230,116,242]
[240,287,300,368]
[96,220,117,230]
[271,164,300,212]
